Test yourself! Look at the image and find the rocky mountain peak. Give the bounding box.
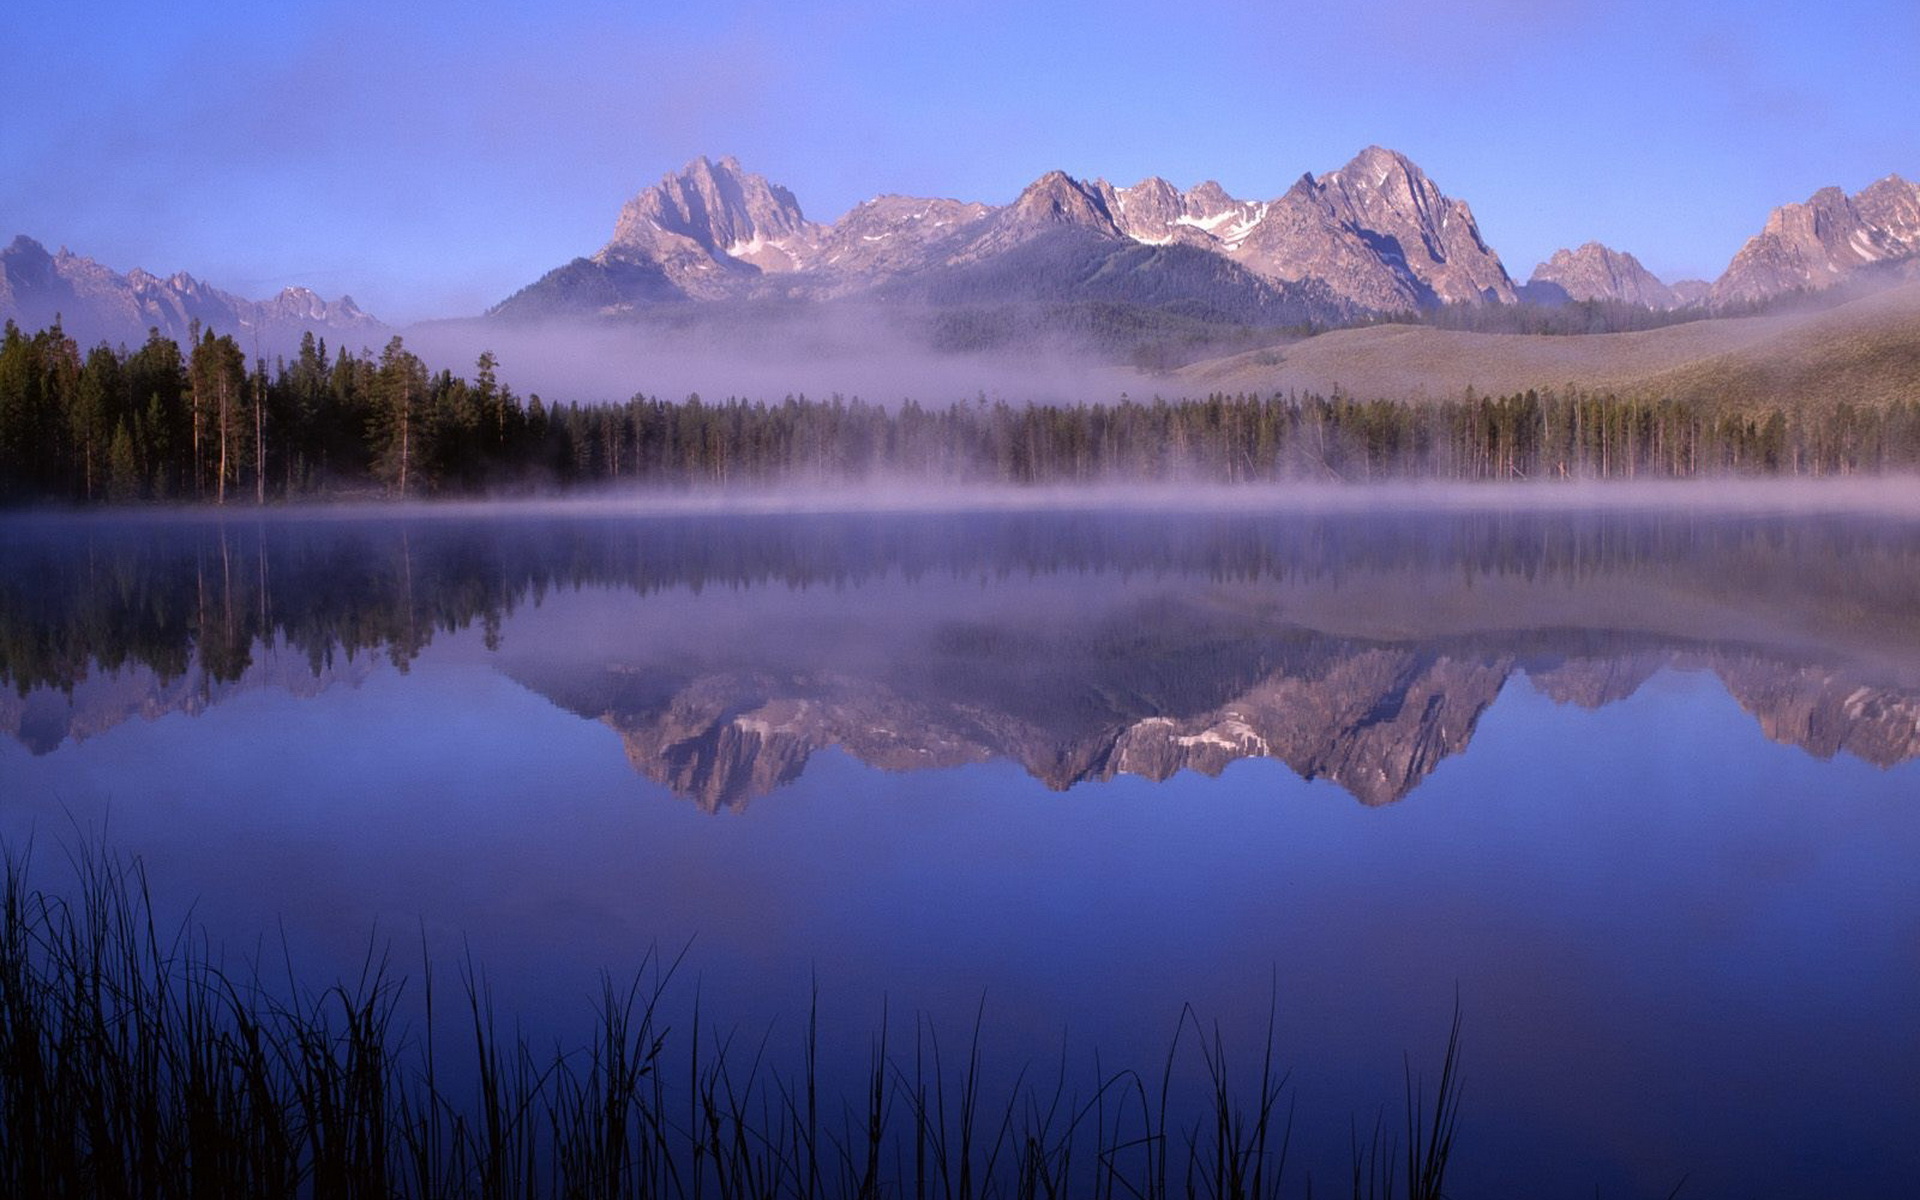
[1528,242,1679,309]
[1712,174,1920,306]
[605,155,821,277]
[1008,170,1123,235]
[4,234,50,260]
[1,236,55,291]
[1108,176,1182,233]
[1319,146,1460,231]
[1099,176,1263,249]
[1228,148,1513,311]
[1854,172,1920,231]
[1328,145,1420,189]
[1188,180,1237,212]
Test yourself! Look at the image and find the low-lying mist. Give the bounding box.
[403,301,1143,408]
[49,477,1920,524]
[397,272,1920,417]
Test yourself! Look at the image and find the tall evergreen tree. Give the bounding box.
[372,336,429,496]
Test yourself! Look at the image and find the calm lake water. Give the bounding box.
[3,500,1918,1198]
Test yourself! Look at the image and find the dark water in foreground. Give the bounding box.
[3,503,1918,1198]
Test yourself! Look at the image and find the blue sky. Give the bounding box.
[4,0,1915,322]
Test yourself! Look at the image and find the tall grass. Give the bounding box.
[0,839,1462,1199]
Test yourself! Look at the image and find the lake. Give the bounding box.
[3,497,1917,1198]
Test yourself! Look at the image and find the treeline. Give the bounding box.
[0,321,545,503]
[7,320,1920,503]
[1384,296,1713,336]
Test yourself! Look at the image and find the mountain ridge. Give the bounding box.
[12,153,1920,378]
[492,151,1920,326]
[489,147,1517,326]
[0,234,387,355]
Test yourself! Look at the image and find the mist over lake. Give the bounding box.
[3,500,1917,1198]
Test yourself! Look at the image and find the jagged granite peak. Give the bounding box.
[1529,242,1680,309]
[1854,173,1920,235]
[1107,176,1185,237]
[3,234,55,277]
[1006,170,1125,236]
[0,234,383,353]
[1216,146,1514,312]
[1316,146,1513,305]
[934,169,1134,266]
[259,285,369,324]
[605,154,822,277]
[1711,173,1920,306]
[1188,180,1240,214]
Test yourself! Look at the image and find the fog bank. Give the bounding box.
[403,304,1136,408]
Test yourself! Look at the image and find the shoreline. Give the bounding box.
[10,475,1920,523]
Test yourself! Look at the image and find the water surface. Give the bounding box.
[2,504,1917,1197]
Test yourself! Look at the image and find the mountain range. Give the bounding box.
[490,149,1920,328]
[6,148,1920,365]
[0,234,384,355]
[492,147,1520,326]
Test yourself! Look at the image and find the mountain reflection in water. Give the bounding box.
[6,506,1920,806]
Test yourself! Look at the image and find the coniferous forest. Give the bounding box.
[5,319,1920,505]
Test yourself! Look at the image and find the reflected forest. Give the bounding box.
[12,509,1920,808]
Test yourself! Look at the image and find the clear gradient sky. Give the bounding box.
[4,0,1915,322]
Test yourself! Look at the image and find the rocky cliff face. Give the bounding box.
[1528,243,1681,309]
[0,235,383,353]
[1711,174,1920,306]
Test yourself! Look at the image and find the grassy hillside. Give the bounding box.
[1156,279,1920,412]
[1636,281,1920,413]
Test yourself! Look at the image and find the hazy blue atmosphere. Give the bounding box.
[3,0,1916,320]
